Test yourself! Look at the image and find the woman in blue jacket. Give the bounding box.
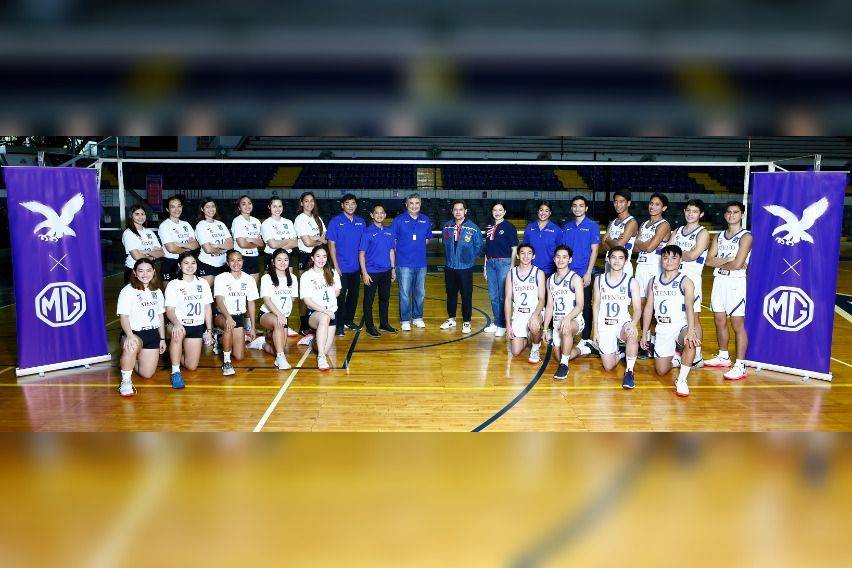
[440,200,483,334]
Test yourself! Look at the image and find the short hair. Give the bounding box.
[609,245,629,259]
[649,192,669,208]
[661,244,683,257]
[371,203,386,213]
[684,198,706,214]
[537,200,553,211]
[570,195,589,208]
[166,194,185,209]
[226,249,243,262]
[269,195,284,208]
[554,244,573,258]
[451,199,467,209]
[613,190,632,202]
[725,200,745,213]
[517,243,535,255]
[130,258,161,290]
[405,193,421,205]
[198,198,220,221]
[340,193,358,205]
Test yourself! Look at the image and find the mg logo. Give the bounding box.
[34,282,87,327]
[763,286,813,332]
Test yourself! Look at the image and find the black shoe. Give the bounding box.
[345,321,361,330]
[638,346,652,360]
[379,324,398,334]
[365,327,381,339]
[335,327,345,337]
[553,363,569,380]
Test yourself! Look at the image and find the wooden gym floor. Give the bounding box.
[0,261,851,431]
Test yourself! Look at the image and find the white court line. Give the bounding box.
[253,348,313,432]
[835,305,852,326]
[831,357,852,369]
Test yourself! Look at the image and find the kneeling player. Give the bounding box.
[640,245,700,397]
[504,244,546,362]
[543,246,587,380]
[592,246,641,389]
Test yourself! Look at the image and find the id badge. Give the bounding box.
[412,234,417,241]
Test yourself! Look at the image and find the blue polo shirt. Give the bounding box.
[562,216,600,275]
[485,220,519,259]
[326,212,367,273]
[523,220,562,274]
[391,213,432,268]
[359,224,395,273]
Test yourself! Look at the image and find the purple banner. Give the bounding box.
[745,171,846,377]
[3,167,109,375]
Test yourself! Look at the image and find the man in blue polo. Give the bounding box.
[562,195,600,341]
[522,200,562,276]
[391,193,432,331]
[327,193,367,336]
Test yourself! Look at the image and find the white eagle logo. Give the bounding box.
[763,197,829,246]
[19,193,85,242]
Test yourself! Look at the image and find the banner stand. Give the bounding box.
[740,360,832,382]
[16,354,112,380]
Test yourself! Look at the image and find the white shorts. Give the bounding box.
[510,311,539,339]
[552,315,585,347]
[710,277,746,317]
[634,262,660,299]
[653,321,687,358]
[684,271,703,313]
[596,318,632,355]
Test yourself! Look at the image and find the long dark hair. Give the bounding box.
[268,196,285,217]
[128,204,146,237]
[267,249,293,288]
[308,245,334,286]
[129,258,161,291]
[298,191,323,227]
[176,251,199,281]
[198,198,220,222]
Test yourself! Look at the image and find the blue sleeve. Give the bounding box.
[358,231,369,252]
[522,224,531,244]
[509,225,519,246]
[474,223,484,255]
[390,217,400,241]
[326,217,338,242]
[590,220,600,244]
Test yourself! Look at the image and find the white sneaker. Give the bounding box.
[483,324,498,333]
[692,356,705,369]
[528,346,541,364]
[705,354,732,368]
[724,361,748,381]
[247,336,266,350]
[317,355,330,371]
[672,353,681,368]
[401,321,412,331]
[118,379,135,397]
[275,355,291,370]
[412,319,426,328]
[675,377,690,397]
[440,318,457,330]
[287,328,299,337]
[221,362,235,376]
[495,327,506,337]
[297,334,314,346]
[462,322,472,334]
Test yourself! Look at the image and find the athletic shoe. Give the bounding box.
[401,321,412,331]
[528,346,541,364]
[577,339,601,357]
[675,377,689,397]
[335,327,345,337]
[495,327,506,337]
[317,355,330,371]
[723,361,748,381]
[461,322,472,334]
[622,370,634,389]
[412,319,426,328]
[287,328,299,337]
[275,354,291,370]
[705,354,732,368]
[637,348,650,360]
[212,329,223,354]
[247,336,266,350]
[483,324,498,333]
[297,334,314,346]
[380,324,398,334]
[440,318,457,330]
[672,353,681,368]
[553,363,569,380]
[365,327,381,339]
[170,371,185,390]
[345,321,361,330]
[586,340,602,356]
[692,356,705,369]
[118,379,136,397]
[222,362,235,376]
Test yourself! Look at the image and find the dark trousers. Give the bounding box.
[362,270,392,329]
[335,271,361,329]
[444,267,473,322]
[581,268,601,340]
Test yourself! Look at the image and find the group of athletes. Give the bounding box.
[114,189,751,400]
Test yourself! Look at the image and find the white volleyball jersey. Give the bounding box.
[213,271,259,316]
[261,216,297,254]
[511,266,541,315]
[713,229,750,278]
[165,277,213,327]
[673,226,707,278]
[598,273,633,327]
[231,215,262,257]
[606,215,637,260]
[635,219,669,265]
[259,272,299,316]
[299,269,342,312]
[195,220,231,267]
[122,228,161,269]
[651,272,688,326]
[294,213,326,253]
[158,218,195,259]
[548,270,579,321]
[117,285,165,331]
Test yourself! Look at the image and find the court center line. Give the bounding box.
[834,305,852,326]
[831,357,852,369]
[253,348,313,432]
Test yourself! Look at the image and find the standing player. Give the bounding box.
[195,198,233,288]
[294,192,327,337]
[213,250,259,376]
[259,249,299,370]
[121,205,164,284]
[671,199,709,367]
[158,196,199,285]
[640,245,700,397]
[261,196,299,337]
[359,204,397,338]
[231,195,265,286]
[704,201,752,380]
[164,252,214,389]
[633,193,671,357]
[542,246,588,380]
[602,190,638,276]
[116,258,166,397]
[504,243,546,361]
[591,246,641,389]
[327,193,367,336]
[300,245,342,371]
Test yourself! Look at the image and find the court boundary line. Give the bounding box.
[342,315,365,369]
[253,347,313,432]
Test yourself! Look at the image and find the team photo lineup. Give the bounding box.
[116,188,753,400]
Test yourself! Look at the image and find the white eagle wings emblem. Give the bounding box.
[19,193,85,242]
[763,197,829,246]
